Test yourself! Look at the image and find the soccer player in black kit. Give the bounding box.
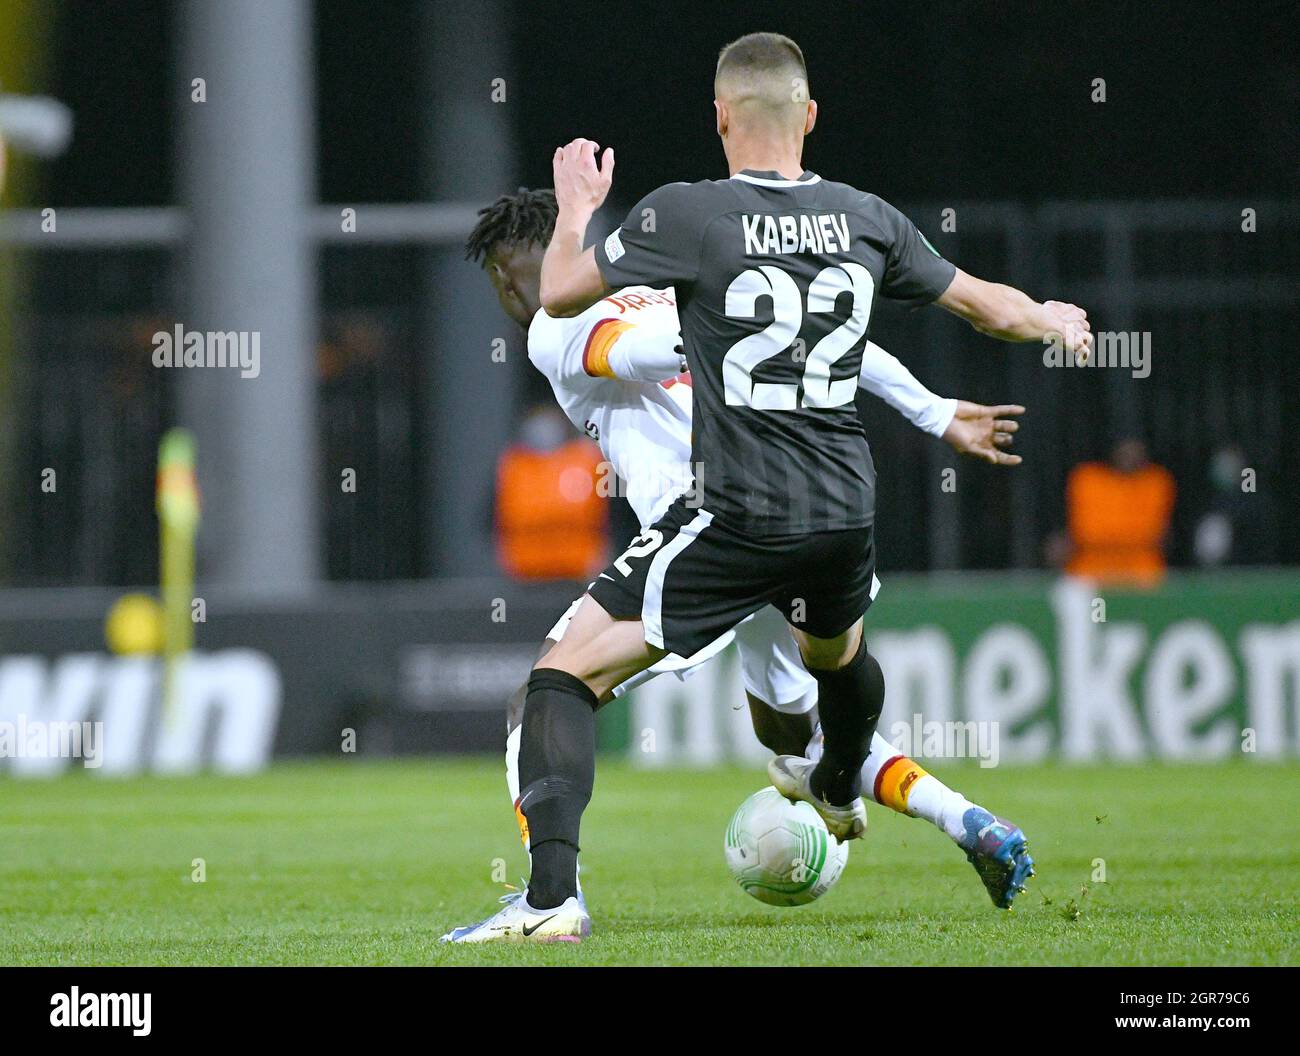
[445,32,1092,943]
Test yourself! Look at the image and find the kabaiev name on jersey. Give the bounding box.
[741,212,851,257]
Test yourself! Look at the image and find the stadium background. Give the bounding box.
[0,0,1296,775]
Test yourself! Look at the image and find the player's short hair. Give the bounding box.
[714,32,809,114]
[464,187,558,264]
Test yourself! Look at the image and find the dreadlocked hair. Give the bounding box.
[464,187,558,264]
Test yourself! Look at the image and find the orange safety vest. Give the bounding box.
[1066,462,1175,586]
[495,439,608,579]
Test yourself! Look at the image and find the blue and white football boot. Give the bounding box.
[767,754,868,843]
[958,808,1035,909]
[440,889,590,944]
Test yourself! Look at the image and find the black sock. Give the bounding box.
[528,840,578,910]
[517,667,597,909]
[807,641,885,805]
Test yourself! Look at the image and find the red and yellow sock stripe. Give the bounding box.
[873,754,930,815]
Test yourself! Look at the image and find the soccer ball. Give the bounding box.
[723,786,850,906]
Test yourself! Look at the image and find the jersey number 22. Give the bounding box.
[722,262,875,410]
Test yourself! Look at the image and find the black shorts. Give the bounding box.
[588,497,879,658]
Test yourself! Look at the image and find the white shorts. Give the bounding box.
[734,576,881,714]
[544,582,880,712]
[732,604,817,714]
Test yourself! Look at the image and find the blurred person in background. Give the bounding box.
[494,403,608,579]
[1194,444,1276,567]
[1064,437,1175,587]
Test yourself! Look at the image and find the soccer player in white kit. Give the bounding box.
[446,189,1034,941]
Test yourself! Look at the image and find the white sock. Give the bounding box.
[904,774,977,845]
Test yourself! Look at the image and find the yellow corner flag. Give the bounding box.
[157,429,200,723]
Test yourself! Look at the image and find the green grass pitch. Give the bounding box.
[2,760,1296,966]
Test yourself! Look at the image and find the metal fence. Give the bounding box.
[2,200,1296,587]
[868,200,1299,572]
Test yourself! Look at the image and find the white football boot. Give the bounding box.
[440,890,590,944]
[767,754,867,843]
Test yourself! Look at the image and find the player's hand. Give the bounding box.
[1044,300,1093,365]
[552,138,614,217]
[942,401,1025,466]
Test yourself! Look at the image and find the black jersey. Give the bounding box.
[595,169,955,535]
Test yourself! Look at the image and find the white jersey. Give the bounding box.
[527,286,695,527]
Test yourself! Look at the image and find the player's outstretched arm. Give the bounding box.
[858,340,1023,465]
[936,268,1093,363]
[857,339,957,437]
[540,138,614,317]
